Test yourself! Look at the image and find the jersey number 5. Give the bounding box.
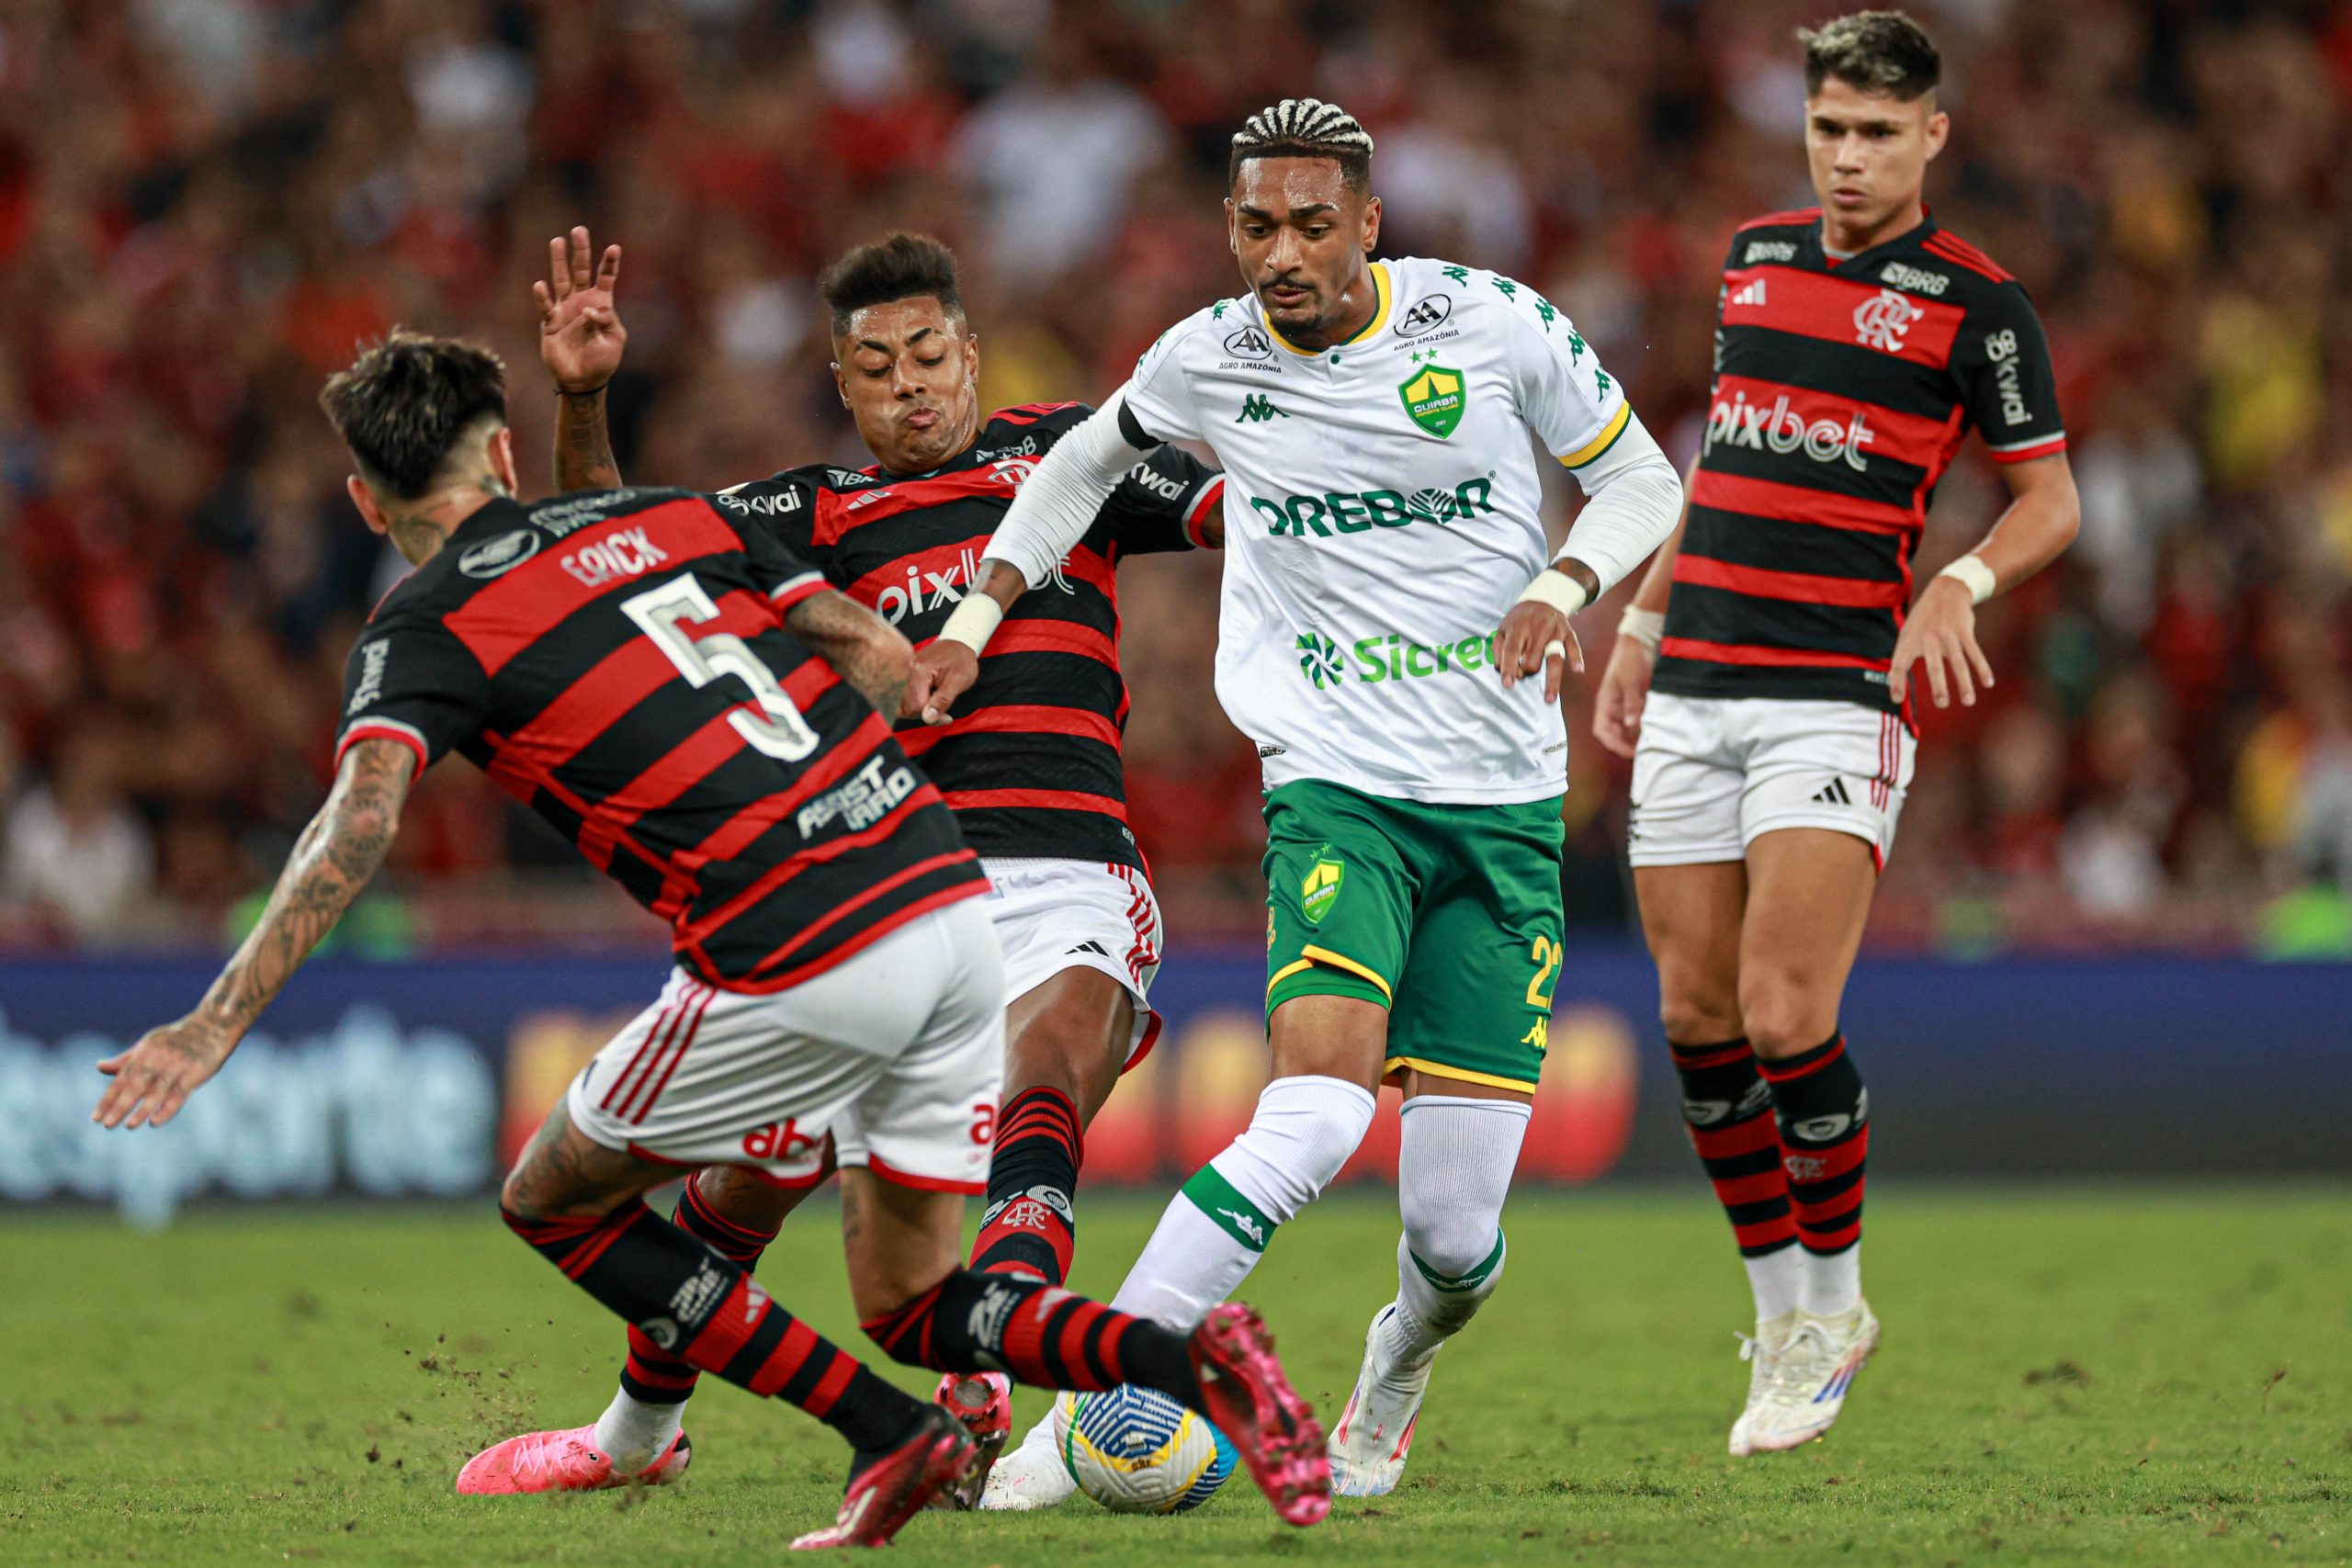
[623,575,820,761]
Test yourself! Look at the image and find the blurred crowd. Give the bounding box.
[3,0,2349,953]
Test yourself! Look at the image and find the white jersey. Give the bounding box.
[1122,255,1634,805]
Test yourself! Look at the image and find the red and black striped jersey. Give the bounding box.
[1657,209,2066,717]
[334,487,984,994]
[707,403,1223,871]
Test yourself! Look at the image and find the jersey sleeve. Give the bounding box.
[1118,310,1214,446]
[715,498,831,612]
[334,608,492,780]
[1495,278,1635,474]
[1954,286,2066,463]
[708,469,832,576]
[1095,444,1225,554]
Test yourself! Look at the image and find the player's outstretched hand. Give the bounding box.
[1495,601,1584,705]
[1592,633,1653,760]
[906,641,978,726]
[535,226,626,394]
[1888,574,1994,710]
[92,1016,233,1130]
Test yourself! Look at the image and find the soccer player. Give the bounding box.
[910,98,1684,1503]
[89,333,1329,1542]
[475,229,1223,1502]
[1589,12,2080,1454]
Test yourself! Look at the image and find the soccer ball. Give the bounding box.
[1061,1385,1237,1513]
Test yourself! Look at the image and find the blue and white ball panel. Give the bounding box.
[1061,1384,1237,1514]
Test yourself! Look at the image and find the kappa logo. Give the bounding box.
[1729,276,1768,309]
[458,529,540,578]
[1520,1018,1549,1050]
[1218,1208,1268,1247]
[1237,392,1288,423]
[1853,288,1927,354]
[1393,293,1453,336]
[1224,325,1273,358]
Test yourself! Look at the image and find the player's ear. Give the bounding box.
[488,425,520,495]
[831,356,849,408]
[346,475,389,538]
[1225,197,1238,257]
[1360,195,1381,254]
[1923,104,1949,162]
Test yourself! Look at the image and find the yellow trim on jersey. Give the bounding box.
[1382,1055,1541,1095]
[1267,263,1391,355]
[1266,944,1396,1002]
[1557,400,1632,469]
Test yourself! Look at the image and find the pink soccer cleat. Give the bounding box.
[1186,1302,1331,1527]
[933,1371,1012,1508]
[454,1424,691,1495]
[790,1404,977,1550]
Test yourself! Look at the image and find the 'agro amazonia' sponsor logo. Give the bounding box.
[1984,329,2030,425]
[1703,389,1875,471]
[1879,261,1950,296]
[1295,626,1508,689]
[1224,326,1273,359]
[1393,293,1453,336]
[1250,478,1496,539]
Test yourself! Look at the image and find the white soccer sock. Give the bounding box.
[594,1386,684,1474]
[1374,1095,1528,1372]
[1746,1246,1804,1323]
[1803,1246,1861,1318]
[1110,1075,1376,1329]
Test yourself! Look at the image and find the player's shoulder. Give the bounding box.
[1722,209,1819,271]
[975,401,1094,455]
[1138,298,1253,366]
[1394,255,1569,346]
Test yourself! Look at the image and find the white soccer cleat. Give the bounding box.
[1327,1305,1431,1497]
[976,1392,1078,1511]
[1743,1300,1880,1452]
[1726,1311,1796,1457]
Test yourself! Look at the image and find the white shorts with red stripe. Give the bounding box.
[979,857,1164,1067]
[565,897,1005,1192]
[1628,692,1917,871]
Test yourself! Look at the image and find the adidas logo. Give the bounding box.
[1729,277,1767,308]
[1065,939,1109,957]
[1811,777,1853,806]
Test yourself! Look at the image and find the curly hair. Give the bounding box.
[318,330,507,500]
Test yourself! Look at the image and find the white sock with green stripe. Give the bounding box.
[1110,1075,1376,1329]
[1375,1095,1529,1371]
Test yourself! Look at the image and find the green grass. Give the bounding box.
[5,1189,2348,1565]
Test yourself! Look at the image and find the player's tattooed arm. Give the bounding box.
[537,225,627,491]
[92,739,415,1130]
[786,588,915,717]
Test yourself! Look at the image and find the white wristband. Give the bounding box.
[1617,606,1665,651]
[1516,568,1590,619]
[1938,554,1997,606]
[937,592,1004,655]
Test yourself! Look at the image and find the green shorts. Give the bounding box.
[1262,779,1566,1093]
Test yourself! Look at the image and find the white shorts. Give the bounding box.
[1629,692,1917,871]
[980,857,1164,1067]
[565,898,1005,1192]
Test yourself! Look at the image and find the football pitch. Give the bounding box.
[6,1188,2346,1566]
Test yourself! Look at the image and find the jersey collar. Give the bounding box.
[1266,261,1392,355]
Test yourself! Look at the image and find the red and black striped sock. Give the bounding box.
[1757,1034,1869,1256]
[617,1172,782,1406]
[862,1268,1203,1411]
[504,1202,923,1454]
[1670,1038,1800,1258]
[967,1086,1082,1284]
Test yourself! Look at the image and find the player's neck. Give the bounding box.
[1821,195,1928,259]
[1281,265,1377,352]
[385,479,508,565]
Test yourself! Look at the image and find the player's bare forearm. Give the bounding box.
[554,389,621,492]
[788,590,914,716]
[1953,453,2080,594]
[971,558,1028,611]
[202,739,413,1035]
[94,738,413,1128]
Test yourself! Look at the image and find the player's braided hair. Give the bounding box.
[319,329,507,500]
[1228,96,1374,194]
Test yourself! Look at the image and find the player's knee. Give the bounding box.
[1223,1075,1377,1220]
[1398,1196,1500,1282]
[1737,976,1834,1058]
[1659,990,1742,1045]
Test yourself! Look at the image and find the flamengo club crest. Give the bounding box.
[1398,351,1466,437]
[1852,288,1926,354]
